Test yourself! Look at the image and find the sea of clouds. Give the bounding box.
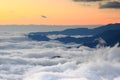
[0,32,120,80]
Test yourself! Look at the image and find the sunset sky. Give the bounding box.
[0,0,120,25]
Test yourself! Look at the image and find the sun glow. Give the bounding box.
[0,0,119,25]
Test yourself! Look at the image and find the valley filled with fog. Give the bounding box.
[0,24,120,80]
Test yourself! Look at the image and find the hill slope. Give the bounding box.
[28,23,120,48]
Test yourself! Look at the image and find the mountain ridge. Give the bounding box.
[28,23,120,48]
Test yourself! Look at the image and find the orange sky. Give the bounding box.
[0,0,120,25]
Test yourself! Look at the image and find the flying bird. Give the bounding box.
[41,15,47,19]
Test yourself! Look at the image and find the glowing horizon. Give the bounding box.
[0,0,120,25]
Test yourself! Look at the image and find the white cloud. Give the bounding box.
[47,34,68,39]
[0,32,120,80]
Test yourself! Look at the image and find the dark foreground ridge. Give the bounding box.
[28,23,120,48]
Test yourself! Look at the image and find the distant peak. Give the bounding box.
[107,23,120,26]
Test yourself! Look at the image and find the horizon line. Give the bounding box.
[0,23,119,26]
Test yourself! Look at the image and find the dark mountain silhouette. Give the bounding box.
[93,23,120,35]
[28,34,50,41]
[94,30,120,47]
[28,23,120,36]
[56,30,120,47]
[28,23,120,48]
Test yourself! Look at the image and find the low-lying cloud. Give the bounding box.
[0,32,120,80]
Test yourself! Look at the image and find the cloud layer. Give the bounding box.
[73,0,120,9]
[0,32,120,80]
[100,1,120,9]
[73,0,103,2]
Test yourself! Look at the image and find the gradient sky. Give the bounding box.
[0,0,120,25]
